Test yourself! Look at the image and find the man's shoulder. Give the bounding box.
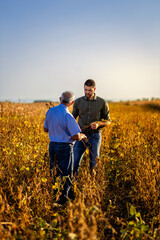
[46,105,59,114]
[74,96,85,103]
[47,106,56,112]
[66,111,78,124]
[96,96,106,103]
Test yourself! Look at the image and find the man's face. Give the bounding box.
[84,85,96,99]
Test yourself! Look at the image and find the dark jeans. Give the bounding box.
[49,142,74,201]
[73,132,101,175]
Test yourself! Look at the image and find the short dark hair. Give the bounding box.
[84,79,96,87]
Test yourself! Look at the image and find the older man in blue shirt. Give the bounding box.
[44,91,87,204]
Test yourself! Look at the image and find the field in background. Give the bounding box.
[0,100,160,239]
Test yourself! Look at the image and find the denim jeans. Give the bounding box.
[73,132,101,175]
[49,142,74,201]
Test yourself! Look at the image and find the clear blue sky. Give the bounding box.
[0,0,160,102]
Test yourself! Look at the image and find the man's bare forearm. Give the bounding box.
[98,120,111,127]
[90,120,111,130]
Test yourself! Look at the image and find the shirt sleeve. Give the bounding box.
[72,100,79,119]
[101,100,111,121]
[44,111,49,129]
[66,113,81,137]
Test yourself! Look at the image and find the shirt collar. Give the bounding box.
[84,93,97,101]
[59,103,68,110]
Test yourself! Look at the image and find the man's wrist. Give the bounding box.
[98,120,110,128]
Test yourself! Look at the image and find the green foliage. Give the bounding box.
[120,204,149,239]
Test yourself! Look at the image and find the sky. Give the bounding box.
[0,0,160,102]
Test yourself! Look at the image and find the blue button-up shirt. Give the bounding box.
[44,103,81,143]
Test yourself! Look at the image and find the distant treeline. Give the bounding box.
[0,97,159,104]
[120,97,160,102]
[33,100,52,103]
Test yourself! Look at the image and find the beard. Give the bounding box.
[85,93,92,99]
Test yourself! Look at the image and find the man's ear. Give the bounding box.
[59,97,61,102]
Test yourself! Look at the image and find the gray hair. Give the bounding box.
[61,91,75,103]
